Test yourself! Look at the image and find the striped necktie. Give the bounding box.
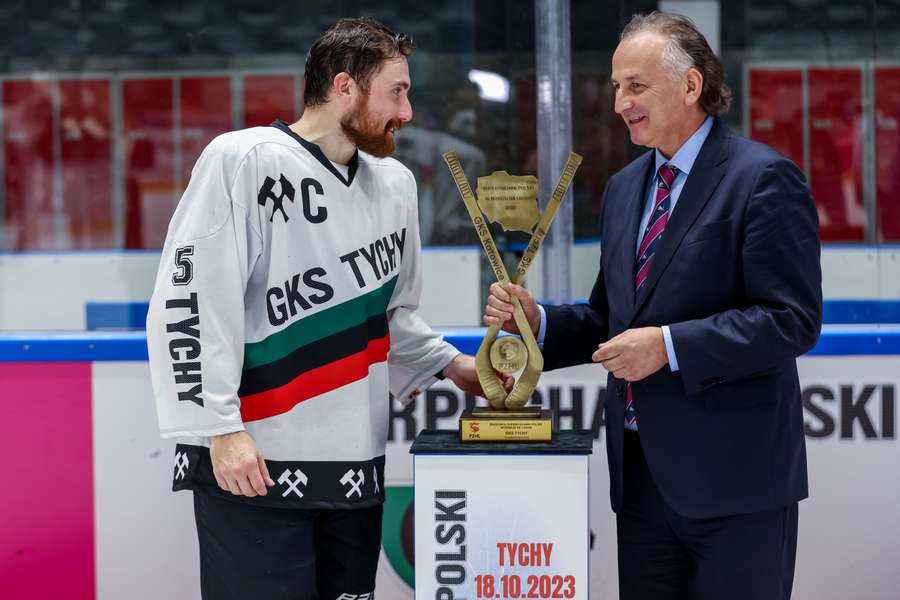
[626,163,678,428]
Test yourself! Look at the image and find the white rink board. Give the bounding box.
[85,356,899,600]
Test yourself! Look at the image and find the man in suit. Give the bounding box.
[484,12,822,600]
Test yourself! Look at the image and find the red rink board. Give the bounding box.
[2,80,55,250]
[180,77,232,188]
[875,67,900,242]
[60,79,113,249]
[243,74,297,128]
[122,78,175,249]
[748,69,804,170]
[808,68,864,242]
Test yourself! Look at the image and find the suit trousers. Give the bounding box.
[617,430,798,600]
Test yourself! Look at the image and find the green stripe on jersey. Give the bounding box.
[244,275,398,369]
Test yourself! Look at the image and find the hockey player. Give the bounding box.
[147,17,505,599]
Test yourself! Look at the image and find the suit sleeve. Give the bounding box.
[386,170,460,404]
[541,183,612,370]
[669,157,823,396]
[146,138,263,438]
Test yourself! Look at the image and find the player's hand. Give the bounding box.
[592,327,668,382]
[210,431,275,497]
[442,353,514,397]
[483,282,540,337]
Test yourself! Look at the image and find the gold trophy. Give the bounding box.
[443,151,583,441]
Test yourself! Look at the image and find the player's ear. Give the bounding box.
[332,72,354,104]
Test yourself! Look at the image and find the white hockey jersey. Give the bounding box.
[146,121,458,508]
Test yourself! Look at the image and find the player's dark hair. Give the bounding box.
[304,17,415,107]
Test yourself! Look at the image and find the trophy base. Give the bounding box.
[459,408,552,442]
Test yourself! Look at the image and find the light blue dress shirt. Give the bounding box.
[536,116,714,376]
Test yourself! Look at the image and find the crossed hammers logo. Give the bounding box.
[278,468,308,498]
[174,451,189,480]
[340,469,365,498]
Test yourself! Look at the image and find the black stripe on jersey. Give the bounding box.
[271,120,359,187]
[237,312,389,397]
[173,444,386,510]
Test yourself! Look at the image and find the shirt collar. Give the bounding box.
[270,119,359,187]
[654,115,713,177]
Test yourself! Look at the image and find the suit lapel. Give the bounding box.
[614,152,655,315]
[628,118,732,324]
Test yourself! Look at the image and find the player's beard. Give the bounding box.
[341,92,402,158]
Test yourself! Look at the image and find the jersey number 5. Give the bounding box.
[172,246,194,286]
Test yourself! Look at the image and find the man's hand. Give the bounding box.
[442,353,514,397]
[210,431,275,497]
[592,327,668,382]
[483,282,540,337]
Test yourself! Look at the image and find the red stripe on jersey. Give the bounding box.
[239,335,390,423]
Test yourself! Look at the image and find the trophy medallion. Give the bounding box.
[489,336,528,374]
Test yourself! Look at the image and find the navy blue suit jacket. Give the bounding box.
[543,117,823,519]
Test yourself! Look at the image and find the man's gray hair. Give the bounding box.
[621,11,731,115]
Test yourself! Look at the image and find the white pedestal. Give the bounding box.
[411,430,593,600]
